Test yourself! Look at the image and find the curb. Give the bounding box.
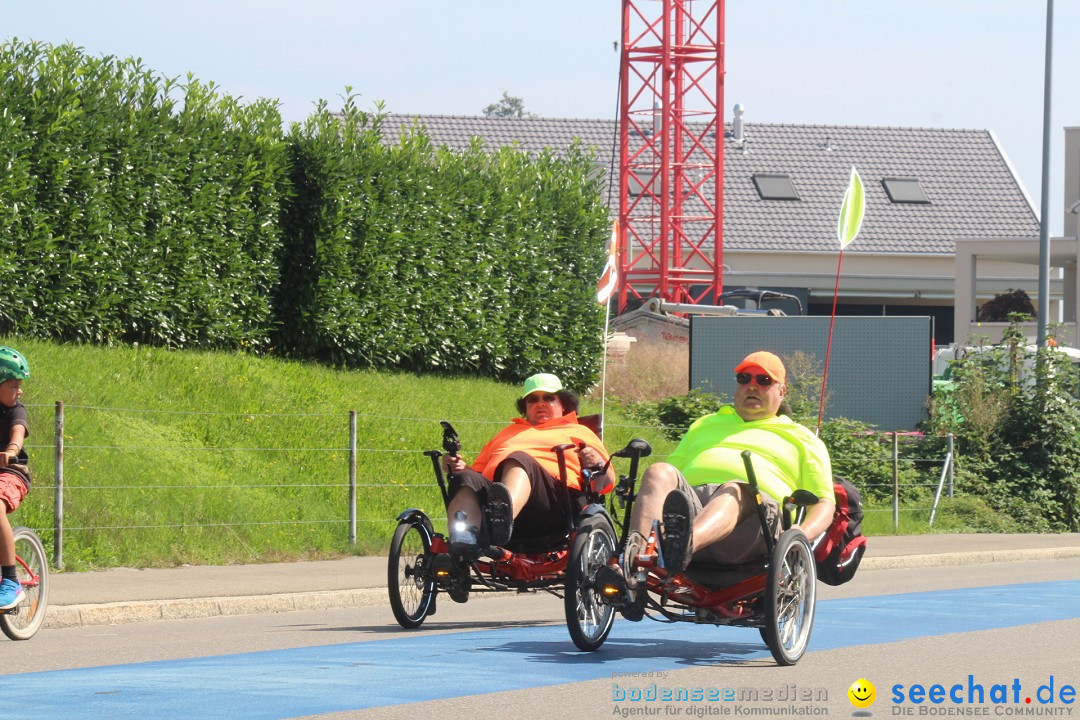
[860,546,1080,570]
[44,588,389,630]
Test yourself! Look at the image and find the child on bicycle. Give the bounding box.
[0,346,31,610]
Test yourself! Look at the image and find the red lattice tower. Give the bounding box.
[617,0,725,311]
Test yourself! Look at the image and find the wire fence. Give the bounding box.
[18,401,952,569]
[847,431,956,530]
[19,401,670,568]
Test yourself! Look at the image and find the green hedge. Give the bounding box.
[0,40,288,350]
[277,96,609,389]
[0,41,610,389]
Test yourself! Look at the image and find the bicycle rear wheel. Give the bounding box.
[1,527,50,641]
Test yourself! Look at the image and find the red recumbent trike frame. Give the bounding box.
[387,419,653,651]
[595,449,819,665]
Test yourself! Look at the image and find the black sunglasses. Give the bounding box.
[526,393,558,404]
[736,372,775,387]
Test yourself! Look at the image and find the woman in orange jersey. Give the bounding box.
[442,373,614,559]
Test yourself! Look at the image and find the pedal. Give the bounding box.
[430,552,454,580]
[594,565,630,605]
[485,546,512,562]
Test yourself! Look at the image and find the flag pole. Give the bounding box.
[819,167,865,435]
[817,250,844,434]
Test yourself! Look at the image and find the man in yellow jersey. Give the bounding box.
[617,351,835,618]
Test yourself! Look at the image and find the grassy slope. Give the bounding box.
[6,336,996,571]
[5,336,676,570]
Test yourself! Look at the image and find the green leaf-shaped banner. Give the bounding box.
[837,166,865,249]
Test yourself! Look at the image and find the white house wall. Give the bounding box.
[681,250,1048,306]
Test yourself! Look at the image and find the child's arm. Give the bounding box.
[1,425,25,467]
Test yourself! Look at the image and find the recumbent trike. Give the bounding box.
[387,417,653,651]
[593,448,820,665]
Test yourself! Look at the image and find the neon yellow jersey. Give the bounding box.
[667,406,834,504]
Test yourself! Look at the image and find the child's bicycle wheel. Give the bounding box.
[0,527,50,640]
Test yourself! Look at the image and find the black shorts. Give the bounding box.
[449,451,584,541]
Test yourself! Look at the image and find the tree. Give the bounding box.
[482,91,535,119]
[977,288,1035,322]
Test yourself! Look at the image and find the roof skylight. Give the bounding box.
[882,177,930,204]
[752,173,800,201]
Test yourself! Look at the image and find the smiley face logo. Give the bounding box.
[848,678,876,709]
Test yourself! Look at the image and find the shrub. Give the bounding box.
[626,389,728,441]
[817,418,931,503]
[925,320,1080,530]
[780,350,826,425]
[0,41,613,391]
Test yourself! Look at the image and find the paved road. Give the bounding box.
[4,554,1080,720]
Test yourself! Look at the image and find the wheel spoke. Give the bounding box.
[576,533,605,633]
[776,550,802,648]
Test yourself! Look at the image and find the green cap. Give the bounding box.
[0,346,29,383]
[521,373,563,398]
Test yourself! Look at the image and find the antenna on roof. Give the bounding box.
[731,103,746,147]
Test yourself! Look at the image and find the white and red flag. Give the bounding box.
[597,220,618,304]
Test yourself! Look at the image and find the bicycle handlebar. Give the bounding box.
[613,438,652,459]
[440,421,461,455]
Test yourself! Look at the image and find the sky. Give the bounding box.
[5,1,1079,235]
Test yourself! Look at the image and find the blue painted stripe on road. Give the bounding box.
[11,579,1080,720]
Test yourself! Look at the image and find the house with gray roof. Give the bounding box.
[381,112,1054,345]
[953,126,1080,348]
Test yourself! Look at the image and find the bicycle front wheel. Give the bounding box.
[387,518,435,629]
[1,527,50,641]
[763,528,816,665]
[564,513,617,651]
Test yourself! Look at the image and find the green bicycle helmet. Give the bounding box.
[0,346,30,382]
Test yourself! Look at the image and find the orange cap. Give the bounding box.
[735,351,786,385]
